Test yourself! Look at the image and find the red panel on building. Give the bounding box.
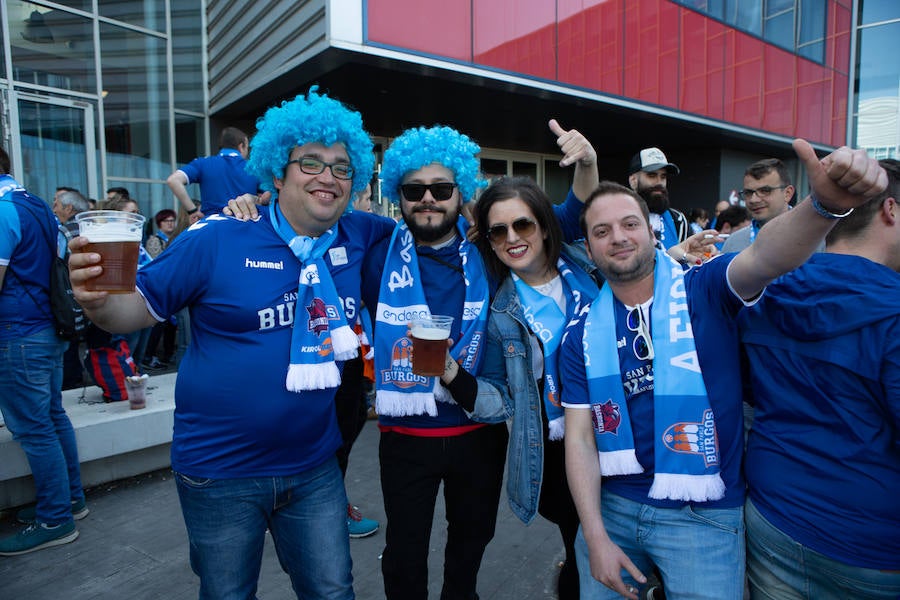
[365,0,850,146]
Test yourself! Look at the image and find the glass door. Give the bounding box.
[11,91,97,202]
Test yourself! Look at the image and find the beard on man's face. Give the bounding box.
[402,202,459,243]
[637,183,669,214]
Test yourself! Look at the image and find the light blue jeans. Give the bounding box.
[174,457,353,600]
[0,326,83,525]
[746,498,900,599]
[576,488,745,600]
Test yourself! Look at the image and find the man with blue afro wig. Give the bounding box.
[380,125,484,205]
[246,85,374,203]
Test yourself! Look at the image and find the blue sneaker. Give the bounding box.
[0,521,78,556]
[347,504,379,538]
[16,497,89,524]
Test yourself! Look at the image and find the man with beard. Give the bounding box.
[363,122,598,600]
[559,140,885,600]
[627,147,688,249]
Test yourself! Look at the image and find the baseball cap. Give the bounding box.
[628,147,680,176]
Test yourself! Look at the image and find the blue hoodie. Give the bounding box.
[738,253,900,570]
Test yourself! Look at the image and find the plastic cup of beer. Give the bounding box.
[410,315,454,377]
[75,210,146,293]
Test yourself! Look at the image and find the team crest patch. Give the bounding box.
[591,399,621,435]
[379,337,428,389]
[306,297,340,335]
[662,408,720,467]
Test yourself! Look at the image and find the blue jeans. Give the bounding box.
[174,457,353,600]
[0,326,83,525]
[746,498,900,599]
[576,489,745,600]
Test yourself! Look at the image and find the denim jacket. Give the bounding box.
[465,243,600,524]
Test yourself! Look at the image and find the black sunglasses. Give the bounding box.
[486,217,538,244]
[400,182,457,201]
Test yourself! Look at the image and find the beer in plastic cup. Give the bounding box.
[75,210,146,293]
[410,315,454,377]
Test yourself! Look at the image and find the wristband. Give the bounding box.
[810,194,853,219]
[186,206,199,215]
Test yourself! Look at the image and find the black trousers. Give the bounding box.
[334,356,368,477]
[380,423,508,600]
[539,436,580,600]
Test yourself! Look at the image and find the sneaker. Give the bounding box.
[347,504,379,538]
[142,356,166,371]
[16,497,89,524]
[0,521,78,556]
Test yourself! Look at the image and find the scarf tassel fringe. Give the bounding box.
[286,362,341,392]
[648,473,726,502]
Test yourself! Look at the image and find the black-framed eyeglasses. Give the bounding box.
[626,306,654,361]
[286,156,354,180]
[738,185,786,200]
[486,217,538,244]
[400,182,457,201]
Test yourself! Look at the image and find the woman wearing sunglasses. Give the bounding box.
[467,176,603,599]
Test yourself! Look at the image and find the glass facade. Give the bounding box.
[1,0,206,217]
[675,0,828,62]
[854,1,900,159]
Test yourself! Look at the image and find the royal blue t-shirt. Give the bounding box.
[0,176,57,339]
[560,254,748,508]
[136,210,394,478]
[178,149,260,215]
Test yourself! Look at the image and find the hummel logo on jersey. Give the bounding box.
[245,258,284,270]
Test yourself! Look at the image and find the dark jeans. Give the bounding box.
[334,356,368,477]
[380,423,508,600]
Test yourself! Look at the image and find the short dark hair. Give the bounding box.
[219,127,248,150]
[106,186,130,199]
[472,176,562,281]
[826,159,900,245]
[580,181,650,237]
[0,146,9,175]
[57,186,79,194]
[154,208,177,227]
[688,207,708,223]
[745,158,792,187]
[716,205,751,231]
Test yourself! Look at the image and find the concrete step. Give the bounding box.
[0,372,177,510]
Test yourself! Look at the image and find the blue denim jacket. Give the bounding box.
[466,244,600,524]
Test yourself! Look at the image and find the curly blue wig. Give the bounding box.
[245,86,374,200]
[380,126,485,204]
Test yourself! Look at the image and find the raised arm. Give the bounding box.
[166,170,203,221]
[728,139,887,300]
[68,236,158,333]
[549,119,599,202]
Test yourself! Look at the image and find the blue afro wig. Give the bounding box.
[380,126,485,204]
[245,86,374,200]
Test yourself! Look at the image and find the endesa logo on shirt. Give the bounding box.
[662,409,720,467]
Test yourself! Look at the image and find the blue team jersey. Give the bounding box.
[560,254,748,509]
[0,176,57,339]
[136,209,394,478]
[179,149,260,215]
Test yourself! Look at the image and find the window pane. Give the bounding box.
[797,40,824,62]
[172,1,204,112]
[7,2,96,93]
[857,22,900,101]
[766,0,794,16]
[101,23,170,181]
[726,0,762,35]
[512,161,537,180]
[99,0,166,32]
[46,0,93,12]
[174,113,204,165]
[764,12,794,48]
[861,1,900,25]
